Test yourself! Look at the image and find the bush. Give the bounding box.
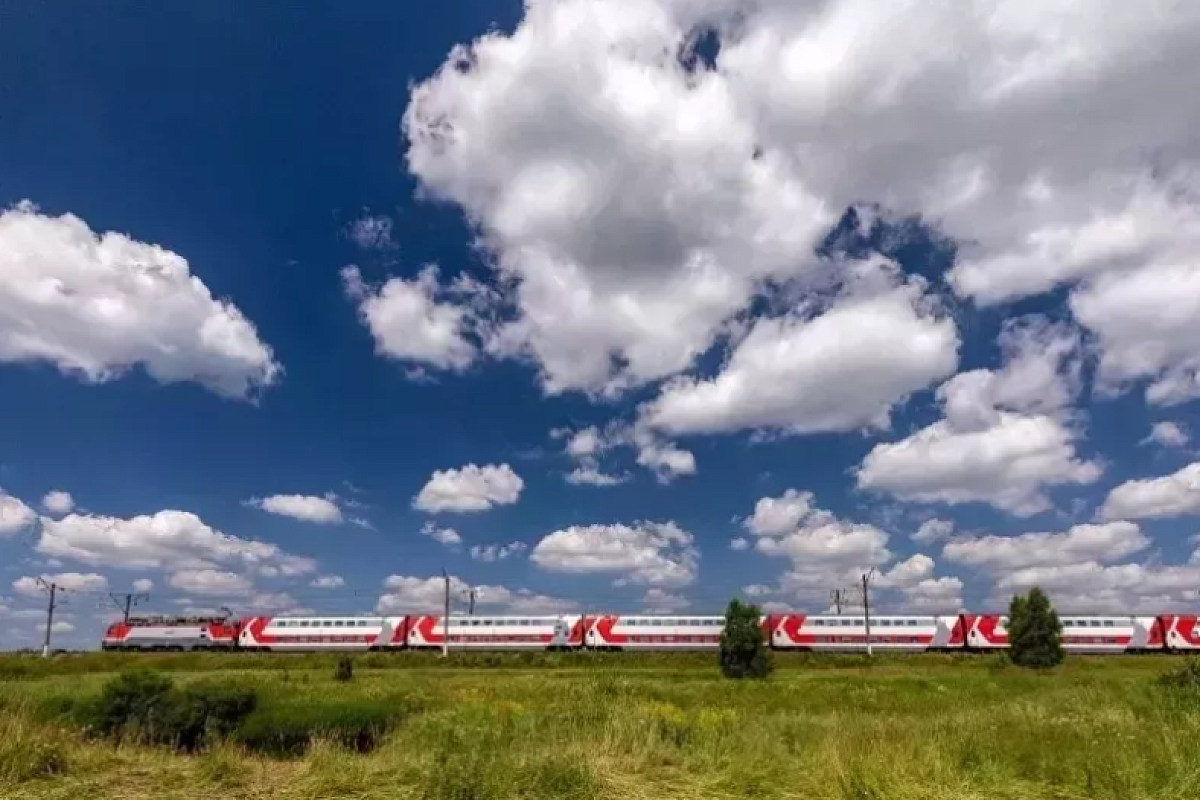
[84,670,177,743]
[1158,659,1200,694]
[334,656,354,683]
[1007,587,1064,669]
[719,598,773,680]
[78,670,257,752]
[235,700,395,757]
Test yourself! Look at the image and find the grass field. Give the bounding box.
[2,651,1199,800]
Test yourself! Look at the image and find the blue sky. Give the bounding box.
[2,1,1200,649]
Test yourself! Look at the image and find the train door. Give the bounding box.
[551,617,570,650]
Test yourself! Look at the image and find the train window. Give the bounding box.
[1103,620,1115,627]
[878,619,891,627]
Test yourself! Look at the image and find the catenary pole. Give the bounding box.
[36,578,59,658]
[442,569,450,658]
[861,568,876,657]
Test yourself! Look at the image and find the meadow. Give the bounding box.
[2,651,1199,800]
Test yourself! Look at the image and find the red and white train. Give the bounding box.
[101,612,1200,654]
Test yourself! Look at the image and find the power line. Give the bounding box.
[107,591,149,624]
[830,588,851,615]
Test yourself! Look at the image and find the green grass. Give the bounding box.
[1,652,1199,799]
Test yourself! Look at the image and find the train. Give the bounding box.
[101,611,1200,654]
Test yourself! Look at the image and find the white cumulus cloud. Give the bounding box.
[40,491,74,516]
[642,262,958,437]
[0,201,281,399]
[403,0,1200,412]
[641,588,691,613]
[168,569,253,597]
[858,317,1101,516]
[343,265,477,373]
[1100,463,1200,521]
[530,521,698,588]
[13,572,108,596]
[247,494,344,525]
[1143,422,1190,449]
[413,463,524,513]
[420,522,463,547]
[943,522,1150,572]
[469,542,527,562]
[912,519,955,545]
[0,489,36,537]
[37,509,317,576]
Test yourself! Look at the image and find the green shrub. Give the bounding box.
[234,704,314,757]
[84,670,177,743]
[1158,659,1200,695]
[76,671,257,752]
[334,656,354,683]
[1007,588,1064,669]
[719,598,773,680]
[235,699,395,757]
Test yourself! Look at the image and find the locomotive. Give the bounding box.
[102,611,1200,654]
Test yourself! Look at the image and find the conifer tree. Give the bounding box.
[1007,587,1064,668]
[720,598,773,679]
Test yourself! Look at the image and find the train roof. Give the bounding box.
[127,616,231,625]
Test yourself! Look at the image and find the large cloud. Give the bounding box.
[942,522,1150,572]
[742,489,962,610]
[413,463,525,513]
[1099,463,1200,521]
[36,509,317,576]
[858,316,1101,516]
[0,202,280,399]
[530,521,699,587]
[403,0,1200,410]
[940,519,1200,612]
[642,261,958,436]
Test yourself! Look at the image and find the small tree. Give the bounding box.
[1007,587,1064,668]
[720,599,773,679]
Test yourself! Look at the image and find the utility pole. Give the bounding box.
[109,591,149,624]
[468,587,477,616]
[441,568,450,658]
[36,578,59,659]
[861,568,876,658]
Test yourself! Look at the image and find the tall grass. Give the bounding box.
[1,653,1198,798]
